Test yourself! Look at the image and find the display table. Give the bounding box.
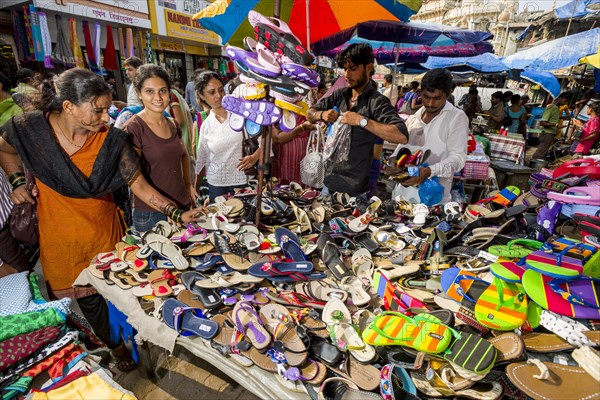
[485,133,526,165]
[74,269,308,400]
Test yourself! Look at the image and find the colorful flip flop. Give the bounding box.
[525,247,584,279]
[522,269,600,319]
[441,267,489,303]
[373,271,429,313]
[362,311,452,354]
[488,239,543,259]
[490,261,526,283]
[474,277,528,331]
[442,331,497,375]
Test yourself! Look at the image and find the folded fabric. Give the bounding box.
[0,307,65,343]
[0,331,78,384]
[32,370,136,400]
[0,272,72,317]
[0,326,60,372]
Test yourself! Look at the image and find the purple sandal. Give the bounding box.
[233,301,272,350]
[281,63,320,87]
[222,95,282,126]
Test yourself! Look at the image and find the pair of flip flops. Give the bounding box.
[362,312,497,375]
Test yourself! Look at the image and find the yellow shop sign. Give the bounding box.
[164,9,220,45]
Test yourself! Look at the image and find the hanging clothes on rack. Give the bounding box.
[21,6,35,62]
[93,22,102,71]
[52,15,74,67]
[125,28,134,58]
[117,28,125,65]
[28,5,44,62]
[69,18,85,68]
[81,21,99,73]
[103,25,118,70]
[11,10,32,62]
[37,12,53,69]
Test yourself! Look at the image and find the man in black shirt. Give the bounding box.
[307,43,408,196]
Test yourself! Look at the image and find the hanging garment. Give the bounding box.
[69,18,85,68]
[22,6,35,61]
[145,31,154,63]
[93,22,102,71]
[125,28,134,58]
[52,15,74,66]
[38,12,54,68]
[81,20,99,72]
[11,10,32,62]
[117,27,125,65]
[103,25,117,70]
[136,30,144,60]
[29,5,44,62]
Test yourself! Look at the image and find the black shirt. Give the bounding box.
[313,81,407,195]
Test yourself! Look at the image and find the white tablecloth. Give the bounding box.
[74,268,308,400]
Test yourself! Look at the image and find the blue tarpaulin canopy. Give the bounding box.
[554,0,600,19]
[503,28,600,70]
[520,69,561,98]
[421,53,510,72]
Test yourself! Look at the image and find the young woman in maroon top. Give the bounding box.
[124,64,198,232]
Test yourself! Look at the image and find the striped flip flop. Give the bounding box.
[522,269,600,319]
[525,248,583,280]
[474,277,528,331]
[442,331,497,375]
[373,271,429,313]
[441,267,489,303]
[362,312,452,354]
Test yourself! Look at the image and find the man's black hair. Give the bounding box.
[336,43,375,76]
[557,91,574,101]
[492,91,504,100]
[15,68,34,83]
[384,74,393,84]
[420,68,453,96]
[503,90,513,100]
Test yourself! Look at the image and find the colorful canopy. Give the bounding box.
[503,28,600,71]
[580,47,600,68]
[311,21,494,64]
[194,0,422,47]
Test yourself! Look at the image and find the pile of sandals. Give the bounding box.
[87,167,600,399]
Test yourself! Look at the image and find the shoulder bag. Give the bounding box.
[9,169,39,245]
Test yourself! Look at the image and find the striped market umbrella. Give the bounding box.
[193,0,422,48]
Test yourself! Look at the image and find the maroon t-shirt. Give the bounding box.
[124,115,189,212]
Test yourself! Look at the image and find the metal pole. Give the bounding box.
[306,0,311,51]
[253,0,282,227]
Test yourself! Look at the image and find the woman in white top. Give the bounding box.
[195,71,259,202]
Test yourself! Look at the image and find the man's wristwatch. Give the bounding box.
[359,117,368,128]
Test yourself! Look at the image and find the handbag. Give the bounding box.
[300,127,325,188]
[241,130,260,176]
[9,169,39,245]
[502,105,513,128]
[399,92,416,115]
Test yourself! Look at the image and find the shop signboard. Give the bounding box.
[164,9,220,45]
[33,0,151,28]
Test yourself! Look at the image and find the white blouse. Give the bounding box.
[196,112,247,187]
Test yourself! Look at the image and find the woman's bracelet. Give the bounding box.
[160,203,184,223]
[8,172,25,188]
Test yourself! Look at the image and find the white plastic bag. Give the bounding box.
[300,127,325,188]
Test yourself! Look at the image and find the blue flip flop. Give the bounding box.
[162,299,218,339]
[247,261,325,282]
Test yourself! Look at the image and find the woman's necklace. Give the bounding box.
[54,116,87,148]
